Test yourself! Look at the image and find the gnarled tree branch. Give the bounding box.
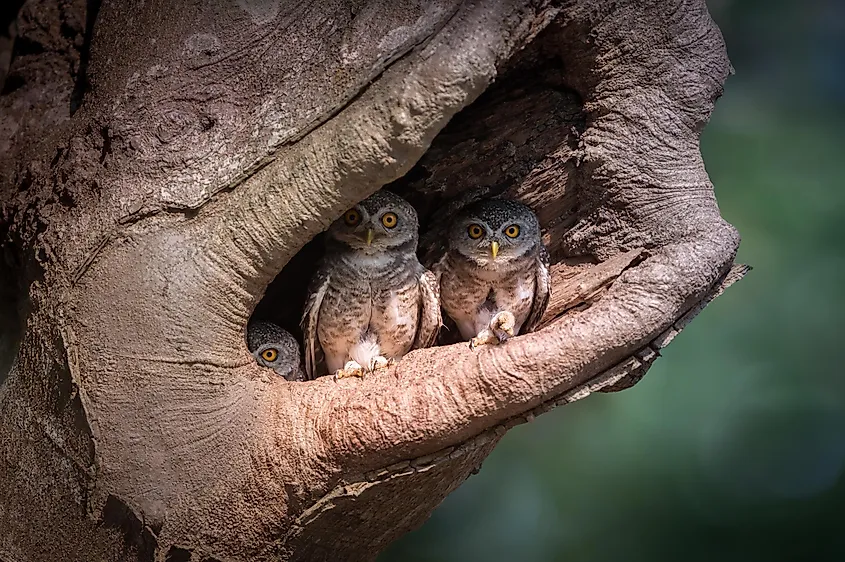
[1,1,744,561]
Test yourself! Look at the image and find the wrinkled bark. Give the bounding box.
[0,1,744,561]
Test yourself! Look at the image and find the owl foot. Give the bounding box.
[335,360,365,379]
[368,355,390,373]
[469,311,517,349]
[469,330,498,349]
[490,310,516,341]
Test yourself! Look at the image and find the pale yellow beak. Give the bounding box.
[491,241,499,259]
[365,228,374,246]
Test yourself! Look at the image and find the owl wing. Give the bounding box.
[412,268,442,350]
[522,244,551,334]
[426,253,464,345]
[300,267,330,380]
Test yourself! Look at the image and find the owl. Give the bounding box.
[301,190,441,379]
[429,198,550,348]
[247,321,305,381]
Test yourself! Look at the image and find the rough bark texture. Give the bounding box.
[0,1,744,561]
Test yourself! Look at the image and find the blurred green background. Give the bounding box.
[381,1,845,560]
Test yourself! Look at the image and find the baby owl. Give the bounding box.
[247,321,305,381]
[302,190,441,379]
[430,198,550,348]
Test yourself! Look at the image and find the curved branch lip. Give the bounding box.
[283,316,613,468]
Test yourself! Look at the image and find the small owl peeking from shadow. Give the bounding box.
[301,190,441,380]
[428,198,550,349]
[247,321,305,381]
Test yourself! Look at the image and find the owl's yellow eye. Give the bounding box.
[261,348,278,362]
[343,209,361,226]
[381,212,398,228]
[467,224,484,239]
[504,224,520,238]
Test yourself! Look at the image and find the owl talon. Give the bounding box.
[470,311,517,350]
[469,331,496,349]
[490,311,516,341]
[490,311,516,345]
[335,360,365,380]
[369,355,390,372]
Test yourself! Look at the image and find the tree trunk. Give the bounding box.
[0,1,745,561]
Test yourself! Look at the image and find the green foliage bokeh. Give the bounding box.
[381,1,845,560]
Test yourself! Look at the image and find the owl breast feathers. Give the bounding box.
[301,190,441,379]
[428,198,550,344]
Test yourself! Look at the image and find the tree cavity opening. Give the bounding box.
[249,24,587,359]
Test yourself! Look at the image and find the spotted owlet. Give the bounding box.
[429,198,550,348]
[247,321,305,381]
[301,190,441,379]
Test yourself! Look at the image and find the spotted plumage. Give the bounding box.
[428,198,550,347]
[247,321,304,381]
[301,190,441,379]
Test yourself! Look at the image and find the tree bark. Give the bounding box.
[0,1,744,561]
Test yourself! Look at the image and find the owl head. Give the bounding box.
[448,198,542,267]
[247,321,304,381]
[327,190,419,253]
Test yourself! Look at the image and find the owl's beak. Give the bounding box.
[491,241,500,259]
[365,228,374,246]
